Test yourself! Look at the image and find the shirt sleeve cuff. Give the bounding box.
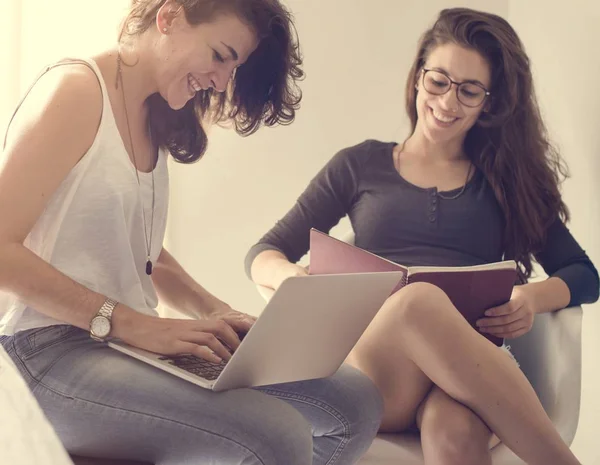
[551,263,600,307]
[244,243,288,280]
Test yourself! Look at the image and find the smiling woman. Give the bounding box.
[119,0,304,163]
[0,0,385,464]
[246,7,598,465]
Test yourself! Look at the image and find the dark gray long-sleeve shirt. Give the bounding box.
[246,139,599,307]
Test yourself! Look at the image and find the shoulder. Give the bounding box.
[10,62,102,130]
[26,62,102,113]
[329,139,394,170]
[35,62,103,124]
[5,61,104,155]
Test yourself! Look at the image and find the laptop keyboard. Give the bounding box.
[157,331,246,381]
[158,354,228,381]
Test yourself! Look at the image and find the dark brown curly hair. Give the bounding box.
[405,8,569,279]
[120,0,303,163]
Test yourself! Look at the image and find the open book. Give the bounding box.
[308,229,518,346]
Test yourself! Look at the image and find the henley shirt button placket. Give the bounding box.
[429,189,438,223]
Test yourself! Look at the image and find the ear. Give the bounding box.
[482,97,492,113]
[156,1,183,34]
[477,104,493,126]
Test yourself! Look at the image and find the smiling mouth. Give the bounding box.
[187,73,203,94]
[430,107,458,125]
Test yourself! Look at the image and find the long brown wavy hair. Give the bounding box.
[120,0,303,163]
[405,8,569,279]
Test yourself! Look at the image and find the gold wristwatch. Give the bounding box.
[89,297,118,342]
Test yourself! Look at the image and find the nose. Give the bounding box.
[210,67,234,93]
[439,83,460,112]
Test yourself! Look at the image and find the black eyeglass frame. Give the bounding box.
[421,68,491,108]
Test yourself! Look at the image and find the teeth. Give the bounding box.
[187,74,202,92]
[432,109,457,123]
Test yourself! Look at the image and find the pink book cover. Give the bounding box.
[309,229,517,347]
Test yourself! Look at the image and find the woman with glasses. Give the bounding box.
[246,7,598,465]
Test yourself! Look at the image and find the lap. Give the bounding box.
[4,325,382,463]
[8,327,306,462]
[348,282,521,436]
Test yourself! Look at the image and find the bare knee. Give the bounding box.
[382,282,451,327]
[432,417,489,462]
[421,396,492,464]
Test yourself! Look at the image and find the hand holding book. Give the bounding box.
[309,229,519,347]
[476,286,536,339]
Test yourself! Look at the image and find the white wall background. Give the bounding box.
[0,0,128,137]
[507,1,600,461]
[2,0,598,462]
[166,0,509,313]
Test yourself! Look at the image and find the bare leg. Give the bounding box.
[345,319,433,432]
[349,282,579,465]
[417,386,496,465]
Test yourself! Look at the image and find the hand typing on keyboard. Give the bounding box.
[205,305,256,336]
[158,354,228,381]
[118,304,255,367]
[156,329,248,381]
[160,331,247,381]
[116,312,242,364]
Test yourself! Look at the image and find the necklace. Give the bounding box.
[394,141,473,200]
[436,162,473,200]
[115,52,156,276]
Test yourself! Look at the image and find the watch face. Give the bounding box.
[91,316,111,338]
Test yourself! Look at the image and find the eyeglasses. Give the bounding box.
[421,68,490,108]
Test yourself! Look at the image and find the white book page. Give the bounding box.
[408,260,517,277]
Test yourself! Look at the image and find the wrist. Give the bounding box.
[275,261,306,287]
[89,297,118,342]
[524,278,570,314]
[111,304,148,341]
[520,283,543,315]
[189,291,228,319]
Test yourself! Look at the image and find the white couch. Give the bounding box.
[0,344,74,465]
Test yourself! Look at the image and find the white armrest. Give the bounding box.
[505,306,583,445]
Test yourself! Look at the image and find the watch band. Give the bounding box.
[97,297,118,320]
[89,297,118,342]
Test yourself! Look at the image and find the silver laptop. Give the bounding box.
[109,271,404,391]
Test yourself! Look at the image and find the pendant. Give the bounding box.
[146,260,153,276]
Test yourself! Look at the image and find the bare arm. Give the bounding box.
[0,65,238,361]
[476,218,598,339]
[152,247,230,318]
[249,249,307,291]
[152,248,256,334]
[0,65,134,334]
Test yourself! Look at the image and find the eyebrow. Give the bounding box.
[430,67,487,88]
[221,42,239,61]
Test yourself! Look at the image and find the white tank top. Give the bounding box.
[0,58,169,335]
